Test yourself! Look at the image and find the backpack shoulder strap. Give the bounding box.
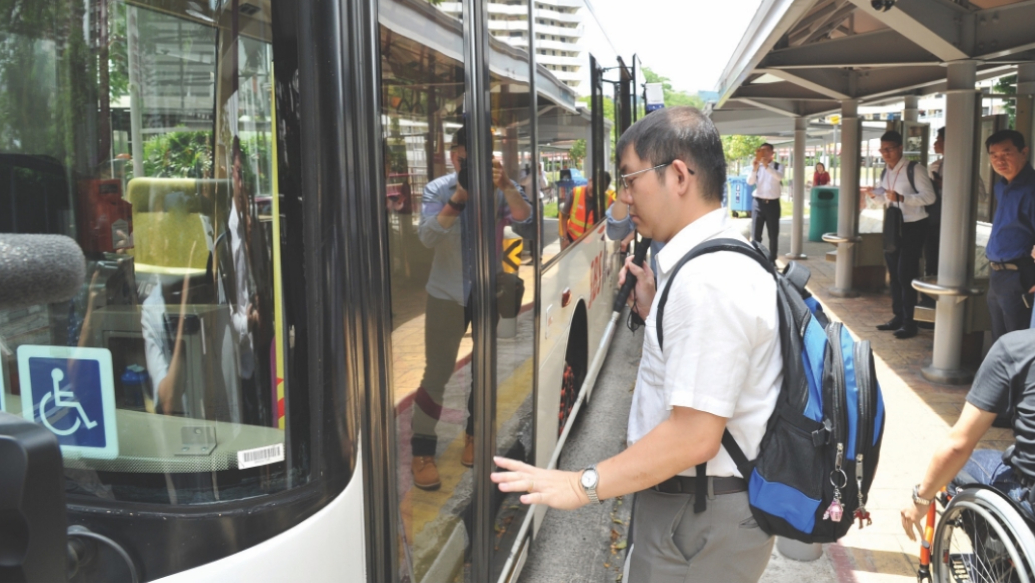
[907,161,918,194]
[656,238,772,351]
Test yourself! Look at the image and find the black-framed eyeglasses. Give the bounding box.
[619,160,690,190]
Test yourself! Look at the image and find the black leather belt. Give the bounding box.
[989,261,1020,272]
[652,475,747,495]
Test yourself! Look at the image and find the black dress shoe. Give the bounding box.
[894,323,918,339]
[876,318,903,331]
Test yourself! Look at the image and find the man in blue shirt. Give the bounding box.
[411,126,534,490]
[984,130,1035,344]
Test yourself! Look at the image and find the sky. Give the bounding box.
[585,0,763,94]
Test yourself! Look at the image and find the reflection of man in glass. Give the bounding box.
[411,125,534,490]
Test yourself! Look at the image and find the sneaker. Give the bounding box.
[412,456,441,491]
[461,434,474,468]
[876,317,903,331]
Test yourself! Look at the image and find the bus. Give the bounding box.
[0,0,637,581]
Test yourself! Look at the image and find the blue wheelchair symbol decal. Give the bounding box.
[17,346,119,460]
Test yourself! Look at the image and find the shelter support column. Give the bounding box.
[830,100,859,297]
[923,60,978,385]
[789,117,807,259]
[904,95,919,123]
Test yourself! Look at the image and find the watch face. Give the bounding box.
[581,469,597,488]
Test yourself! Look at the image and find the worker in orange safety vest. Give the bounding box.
[559,171,611,248]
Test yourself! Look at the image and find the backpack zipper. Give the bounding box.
[827,323,848,455]
[826,323,849,524]
[853,341,876,527]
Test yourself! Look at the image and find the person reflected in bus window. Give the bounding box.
[224,139,269,424]
[559,172,608,250]
[411,125,533,491]
[812,162,830,187]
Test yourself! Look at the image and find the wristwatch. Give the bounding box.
[447,198,466,212]
[912,484,933,506]
[580,465,601,504]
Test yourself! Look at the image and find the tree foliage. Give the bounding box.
[568,138,586,167]
[722,134,765,162]
[993,74,1017,129]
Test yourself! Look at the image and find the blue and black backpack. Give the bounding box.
[656,238,885,543]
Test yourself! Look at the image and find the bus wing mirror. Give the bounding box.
[0,411,68,583]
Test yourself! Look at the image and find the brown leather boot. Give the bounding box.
[412,456,440,491]
[461,434,474,468]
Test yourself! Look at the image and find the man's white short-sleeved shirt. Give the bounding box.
[626,208,782,478]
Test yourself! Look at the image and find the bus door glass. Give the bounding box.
[377,0,479,579]
[536,1,611,264]
[486,0,537,576]
[0,0,306,508]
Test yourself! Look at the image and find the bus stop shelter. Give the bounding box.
[707,0,1035,383]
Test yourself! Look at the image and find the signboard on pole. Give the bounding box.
[645,83,665,113]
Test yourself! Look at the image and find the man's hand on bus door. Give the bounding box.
[491,457,589,510]
[619,255,655,321]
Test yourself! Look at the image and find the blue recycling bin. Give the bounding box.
[727,176,754,216]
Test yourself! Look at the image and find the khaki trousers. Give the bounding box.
[628,487,774,583]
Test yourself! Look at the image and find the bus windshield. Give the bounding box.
[0,0,304,505]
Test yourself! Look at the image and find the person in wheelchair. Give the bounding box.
[901,328,1035,543]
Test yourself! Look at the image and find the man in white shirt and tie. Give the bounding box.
[867,130,937,339]
[746,143,783,262]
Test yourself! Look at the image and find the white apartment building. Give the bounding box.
[437,0,584,88]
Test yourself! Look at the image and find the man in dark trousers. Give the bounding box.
[746,143,783,262]
[984,129,1035,343]
[867,130,936,339]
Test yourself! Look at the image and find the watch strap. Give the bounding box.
[583,465,600,505]
[447,198,465,212]
[912,484,933,506]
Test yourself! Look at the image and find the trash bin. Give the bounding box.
[728,176,754,217]
[808,186,838,242]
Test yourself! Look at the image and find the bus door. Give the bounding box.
[374,0,538,581]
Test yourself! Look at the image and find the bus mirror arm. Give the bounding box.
[613,237,652,314]
[0,411,69,582]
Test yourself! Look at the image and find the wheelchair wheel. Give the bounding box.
[932,487,1035,583]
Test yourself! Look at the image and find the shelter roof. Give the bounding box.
[707,0,1033,135]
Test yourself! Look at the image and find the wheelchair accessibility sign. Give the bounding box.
[17,346,118,459]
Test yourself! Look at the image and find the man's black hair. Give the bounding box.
[880,130,903,146]
[986,129,1026,152]
[937,127,945,139]
[615,106,726,204]
[759,143,774,150]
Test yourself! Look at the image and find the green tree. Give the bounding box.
[568,138,586,167]
[993,74,1017,128]
[722,135,765,175]
[577,94,616,163]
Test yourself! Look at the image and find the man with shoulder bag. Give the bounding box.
[867,130,937,339]
[491,107,782,582]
